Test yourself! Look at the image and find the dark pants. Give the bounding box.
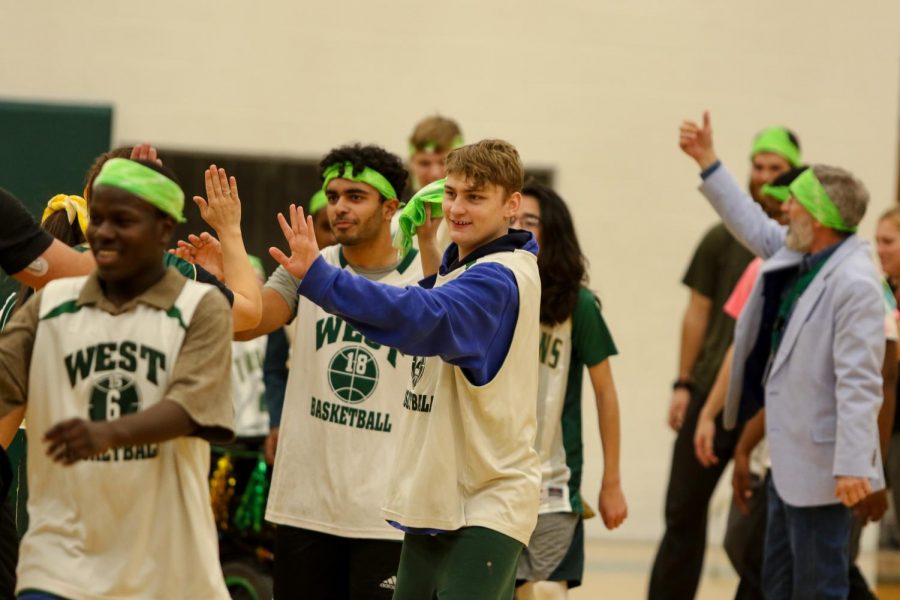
[724,472,768,600]
[762,477,851,600]
[0,503,15,600]
[648,392,740,599]
[273,525,401,600]
[393,527,522,600]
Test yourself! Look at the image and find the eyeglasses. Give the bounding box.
[511,215,541,228]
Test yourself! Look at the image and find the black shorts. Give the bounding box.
[273,524,402,599]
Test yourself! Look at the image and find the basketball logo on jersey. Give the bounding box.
[89,373,141,421]
[410,356,425,388]
[328,346,379,404]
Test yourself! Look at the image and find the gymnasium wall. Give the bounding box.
[1,0,898,542]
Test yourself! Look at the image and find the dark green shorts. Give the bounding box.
[393,526,523,600]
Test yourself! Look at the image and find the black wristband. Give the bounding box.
[672,379,693,392]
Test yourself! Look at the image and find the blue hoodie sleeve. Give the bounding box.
[297,256,519,385]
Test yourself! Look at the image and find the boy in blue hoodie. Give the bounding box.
[270,139,541,599]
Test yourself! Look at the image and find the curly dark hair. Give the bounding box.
[319,144,408,200]
[522,181,591,326]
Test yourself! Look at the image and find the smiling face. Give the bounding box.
[324,178,397,246]
[442,174,520,258]
[877,218,900,280]
[87,186,173,298]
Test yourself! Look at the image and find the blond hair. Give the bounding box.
[445,139,524,196]
[409,115,463,154]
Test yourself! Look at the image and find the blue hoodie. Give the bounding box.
[297,230,538,386]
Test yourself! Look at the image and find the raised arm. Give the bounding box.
[270,205,519,383]
[192,166,262,331]
[680,112,786,258]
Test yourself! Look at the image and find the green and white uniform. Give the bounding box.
[231,337,268,438]
[265,245,421,539]
[534,288,618,515]
[382,249,542,546]
[16,274,231,600]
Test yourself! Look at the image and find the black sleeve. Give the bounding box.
[0,189,54,275]
[262,327,289,428]
[194,263,235,306]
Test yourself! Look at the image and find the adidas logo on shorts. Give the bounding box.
[379,576,397,590]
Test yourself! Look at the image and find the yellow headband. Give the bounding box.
[42,194,89,237]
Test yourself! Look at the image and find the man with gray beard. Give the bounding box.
[679,112,885,599]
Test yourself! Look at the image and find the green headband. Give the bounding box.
[760,183,792,203]
[309,189,327,215]
[321,162,397,200]
[393,178,445,257]
[788,168,856,233]
[751,127,801,167]
[409,135,465,156]
[93,158,186,223]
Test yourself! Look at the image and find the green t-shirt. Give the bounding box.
[682,223,754,397]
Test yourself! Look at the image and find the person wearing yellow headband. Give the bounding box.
[0,157,237,599]
[680,111,884,599]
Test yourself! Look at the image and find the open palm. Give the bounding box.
[270,204,321,280]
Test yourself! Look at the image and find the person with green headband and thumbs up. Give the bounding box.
[652,122,800,599]
[0,158,236,600]
[680,111,885,599]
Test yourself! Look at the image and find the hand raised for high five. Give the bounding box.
[194,165,242,236]
[270,204,321,280]
[173,232,225,281]
[679,111,718,169]
[130,143,163,165]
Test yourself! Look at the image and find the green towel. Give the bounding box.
[394,178,445,257]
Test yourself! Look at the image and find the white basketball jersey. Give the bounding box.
[18,276,229,600]
[231,337,268,438]
[381,249,542,546]
[266,245,422,540]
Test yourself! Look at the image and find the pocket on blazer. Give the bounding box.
[811,416,837,443]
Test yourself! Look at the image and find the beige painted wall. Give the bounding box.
[2,0,898,542]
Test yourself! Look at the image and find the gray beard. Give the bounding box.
[785,217,814,252]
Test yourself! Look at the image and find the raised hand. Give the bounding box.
[270,204,321,280]
[195,165,242,236]
[679,111,718,169]
[130,143,163,165]
[174,232,225,281]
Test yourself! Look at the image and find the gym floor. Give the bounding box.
[571,539,900,599]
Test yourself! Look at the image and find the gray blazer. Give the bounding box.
[700,164,885,507]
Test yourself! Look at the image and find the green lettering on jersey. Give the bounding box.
[539,332,563,369]
[342,325,363,343]
[140,346,166,385]
[65,346,96,387]
[316,316,342,350]
[65,342,167,387]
